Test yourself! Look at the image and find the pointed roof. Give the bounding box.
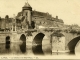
[22,2,32,11]
[23,2,31,8]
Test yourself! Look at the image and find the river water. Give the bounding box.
[0,42,52,55]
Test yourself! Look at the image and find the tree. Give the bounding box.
[0,17,1,21]
[5,15,9,19]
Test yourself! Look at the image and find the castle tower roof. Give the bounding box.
[22,2,32,11]
[23,2,31,8]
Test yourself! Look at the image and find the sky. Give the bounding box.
[0,0,80,26]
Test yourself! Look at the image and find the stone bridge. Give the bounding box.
[0,30,80,55]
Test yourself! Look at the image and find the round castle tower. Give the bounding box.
[22,2,32,29]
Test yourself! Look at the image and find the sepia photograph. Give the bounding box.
[0,0,80,59]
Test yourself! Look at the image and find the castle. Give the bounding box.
[0,2,64,32]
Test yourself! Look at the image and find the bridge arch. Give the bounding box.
[19,34,26,53]
[32,33,45,55]
[20,34,26,42]
[5,36,10,49]
[6,36,10,41]
[68,36,80,54]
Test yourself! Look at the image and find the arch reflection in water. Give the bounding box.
[20,34,26,53]
[68,36,80,55]
[32,33,45,55]
[5,36,10,49]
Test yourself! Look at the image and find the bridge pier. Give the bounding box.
[26,36,33,55]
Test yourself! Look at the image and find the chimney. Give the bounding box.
[56,16,58,19]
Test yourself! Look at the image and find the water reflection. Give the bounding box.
[5,44,10,50]
[0,33,53,55]
[32,44,44,55]
[5,41,10,49]
[0,42,52,55]
[20,42,26,53]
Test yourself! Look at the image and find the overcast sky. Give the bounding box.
[0,0,80,26]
